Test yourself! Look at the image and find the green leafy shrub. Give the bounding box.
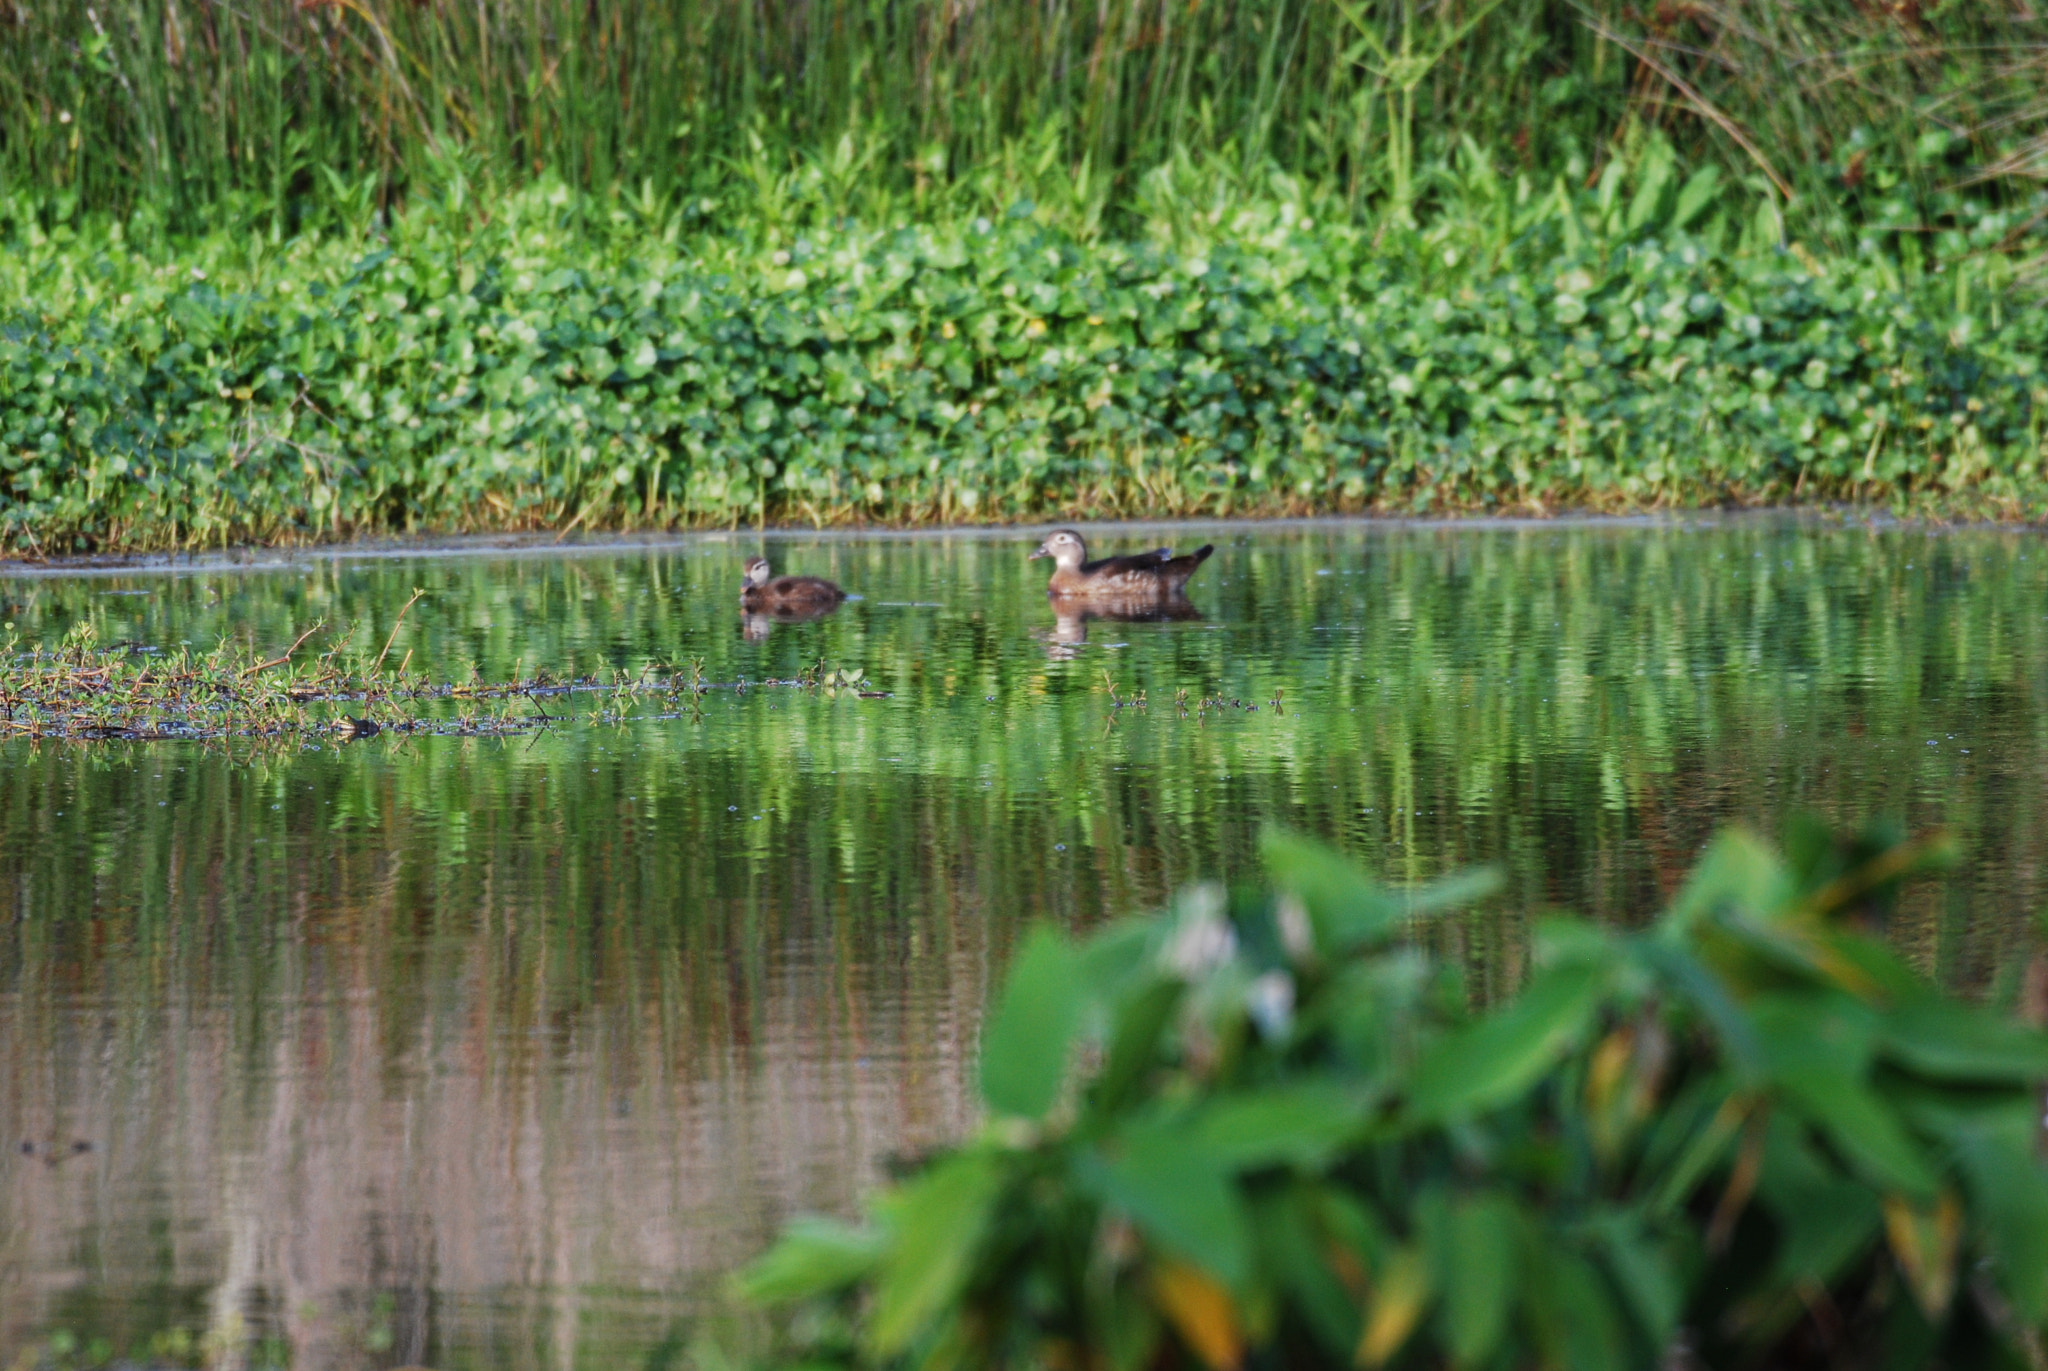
[2,185,2044,551]
[741,821,2048,1369]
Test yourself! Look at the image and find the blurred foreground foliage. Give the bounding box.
[742,820,2048,1369]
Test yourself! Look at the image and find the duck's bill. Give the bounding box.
[1028,545,1050,559]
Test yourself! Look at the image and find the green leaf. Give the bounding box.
[980,925,1083,1120]
[1747,991,1938,1195]
[1398,865,1504,917]
[1671,164,1722,232]
[1259,828,1399,953]
[1644,1075,1745,1215]
[625,335,658,377]
[1637,941,1764,1080]
[1095,978,1184,1112]
[1953,1114,2048,1321]
[1778,1067,1938,1198]
[1753,1117,1885,1284]
[1752,990,1878,1080]
[1405,961,1605,1123]
[1195,1082,1368,1171]
[1078,915,1157,993]
[1665,827,1788,930]
[1591,1215,1681,1347]
[1625,158,1671,234]
[735,1215,885,1303]
[1253,1187,1361,1355]
[1438,1191,1517,1367]
[1529,1249,1629,1371]
[1082,1122,1251,1286]
[1878,999,2048,1083]
[865,1150,1004,1357]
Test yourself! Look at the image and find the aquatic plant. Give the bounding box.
[2,179,2043,554]
[742,821,2048,1369]
[0,619,880,741]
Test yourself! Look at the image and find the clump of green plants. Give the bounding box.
[0,615,529,740]
[3,170,2044,554]
[0,617,879,741]
[740,821,2048,1368]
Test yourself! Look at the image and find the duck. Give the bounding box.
[1028,529,1214,599]
[740,556,847,610]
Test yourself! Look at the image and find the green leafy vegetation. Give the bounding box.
[4,3,2044,547]
[5,165,2044,552]
[741,821,2048,1369]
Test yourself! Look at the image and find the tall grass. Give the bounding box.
[0,0,2041,247]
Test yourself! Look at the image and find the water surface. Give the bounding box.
[4,517,2046,1368]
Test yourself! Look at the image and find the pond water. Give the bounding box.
[3,516,2046,1369]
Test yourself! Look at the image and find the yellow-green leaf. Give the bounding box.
[1355,1246,1434,1367]
[1884,1189,1963,1318]
[1150,1258,1245,1371]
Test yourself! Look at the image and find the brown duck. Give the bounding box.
[740,556,847,610]
[1029,529,1214,599]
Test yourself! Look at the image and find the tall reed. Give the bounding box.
[0,1,2041,246]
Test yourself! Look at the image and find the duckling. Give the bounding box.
[1029,529,1213,599]
[740,556,847,610]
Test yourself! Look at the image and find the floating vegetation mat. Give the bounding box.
[0,617,888,744]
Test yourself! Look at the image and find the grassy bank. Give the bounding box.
[3,167,2045,552]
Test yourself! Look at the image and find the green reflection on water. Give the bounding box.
[2,517,2045,1367]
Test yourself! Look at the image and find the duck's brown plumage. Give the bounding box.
[740,556,847,609]
[1029,529,1213,599]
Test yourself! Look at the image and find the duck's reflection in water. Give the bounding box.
[742,600,843,640]
[1037,596,1202,658]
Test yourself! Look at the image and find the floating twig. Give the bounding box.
[241,621,327,677]
[371,588,427,674]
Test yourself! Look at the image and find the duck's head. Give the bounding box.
[1030,529,1087,570]
[742,556,773,588]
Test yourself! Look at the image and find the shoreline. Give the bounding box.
[5,503,2042,578]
